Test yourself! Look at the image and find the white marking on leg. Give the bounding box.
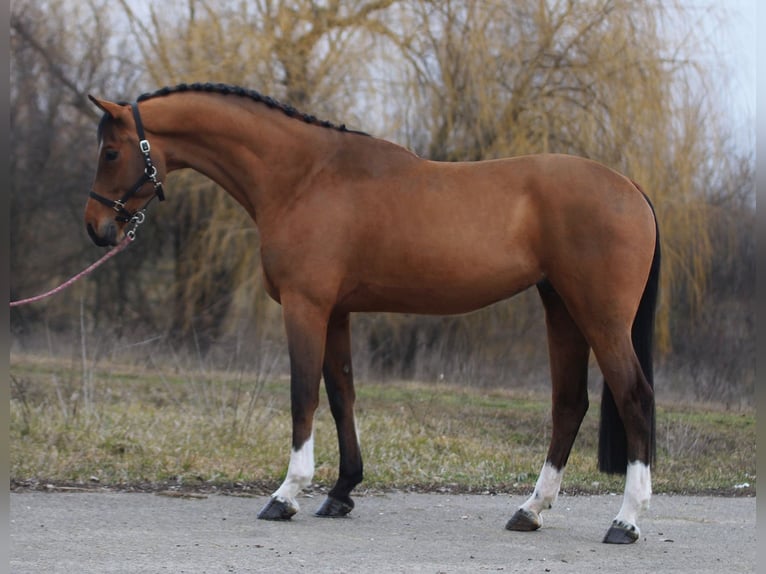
[520,462,564,515]
[356,413,363,481]
[272,434,315,512]
[614,461,652,531]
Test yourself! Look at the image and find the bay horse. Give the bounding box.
[85,83,659,544]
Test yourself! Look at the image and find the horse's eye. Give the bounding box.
[104,149,119,161]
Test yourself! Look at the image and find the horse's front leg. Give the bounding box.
[315,311,363,517]
[258,297,328,520]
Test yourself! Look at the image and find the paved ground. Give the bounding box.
[10,491,755,573]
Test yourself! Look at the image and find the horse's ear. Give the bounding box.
[88,95,129,119]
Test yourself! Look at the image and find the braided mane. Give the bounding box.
[137,82,368,136]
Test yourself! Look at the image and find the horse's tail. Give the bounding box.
[598,184,660,474]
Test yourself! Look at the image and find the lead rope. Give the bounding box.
[9,210,146,308]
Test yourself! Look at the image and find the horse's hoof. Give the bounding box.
[505,508,542,531]
[315,496,354,518]
[603,520,640,544]
[257,497,297,521]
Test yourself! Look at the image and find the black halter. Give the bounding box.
[89,103,166,223]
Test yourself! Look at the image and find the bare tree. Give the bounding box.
[10,0,162,345]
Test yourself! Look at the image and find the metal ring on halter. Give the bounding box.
[126,210,147,240]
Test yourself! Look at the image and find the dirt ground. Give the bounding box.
[10,490,755,573]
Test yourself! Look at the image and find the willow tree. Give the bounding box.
[375,0,743,356]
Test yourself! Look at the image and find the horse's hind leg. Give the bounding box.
[507,281,590,532]
[315,311,364,517]
[592,337,654,544]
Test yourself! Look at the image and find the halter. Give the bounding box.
[89,103,166,224]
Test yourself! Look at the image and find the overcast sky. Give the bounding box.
[714,0,755,150]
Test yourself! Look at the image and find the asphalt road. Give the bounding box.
[10,491,755,573]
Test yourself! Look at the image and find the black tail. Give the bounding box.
[598,188,660,474]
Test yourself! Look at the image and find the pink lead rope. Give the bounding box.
[10,234,135,308]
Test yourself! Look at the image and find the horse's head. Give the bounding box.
[85,95,166,246]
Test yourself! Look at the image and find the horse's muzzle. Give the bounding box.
[87,221,117,247]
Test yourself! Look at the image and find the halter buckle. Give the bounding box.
[113,199,126,212]
[139,139,151,154]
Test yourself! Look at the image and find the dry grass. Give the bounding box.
[9,353,755,497]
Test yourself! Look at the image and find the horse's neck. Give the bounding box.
[143,94,327,222]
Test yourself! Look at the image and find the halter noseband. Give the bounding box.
[89,103,166,223]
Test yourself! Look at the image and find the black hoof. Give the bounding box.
[505,508,542,532]
[603,520,639,544]
[257,497,297,521]
[315,496,354,518]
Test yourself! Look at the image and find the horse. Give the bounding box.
[84,82,660,544]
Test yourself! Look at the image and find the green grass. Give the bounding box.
[10,353,755,497]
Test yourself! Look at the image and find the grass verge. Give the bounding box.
[10,353,755,497]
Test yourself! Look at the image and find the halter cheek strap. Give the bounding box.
[89,102,166,223]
